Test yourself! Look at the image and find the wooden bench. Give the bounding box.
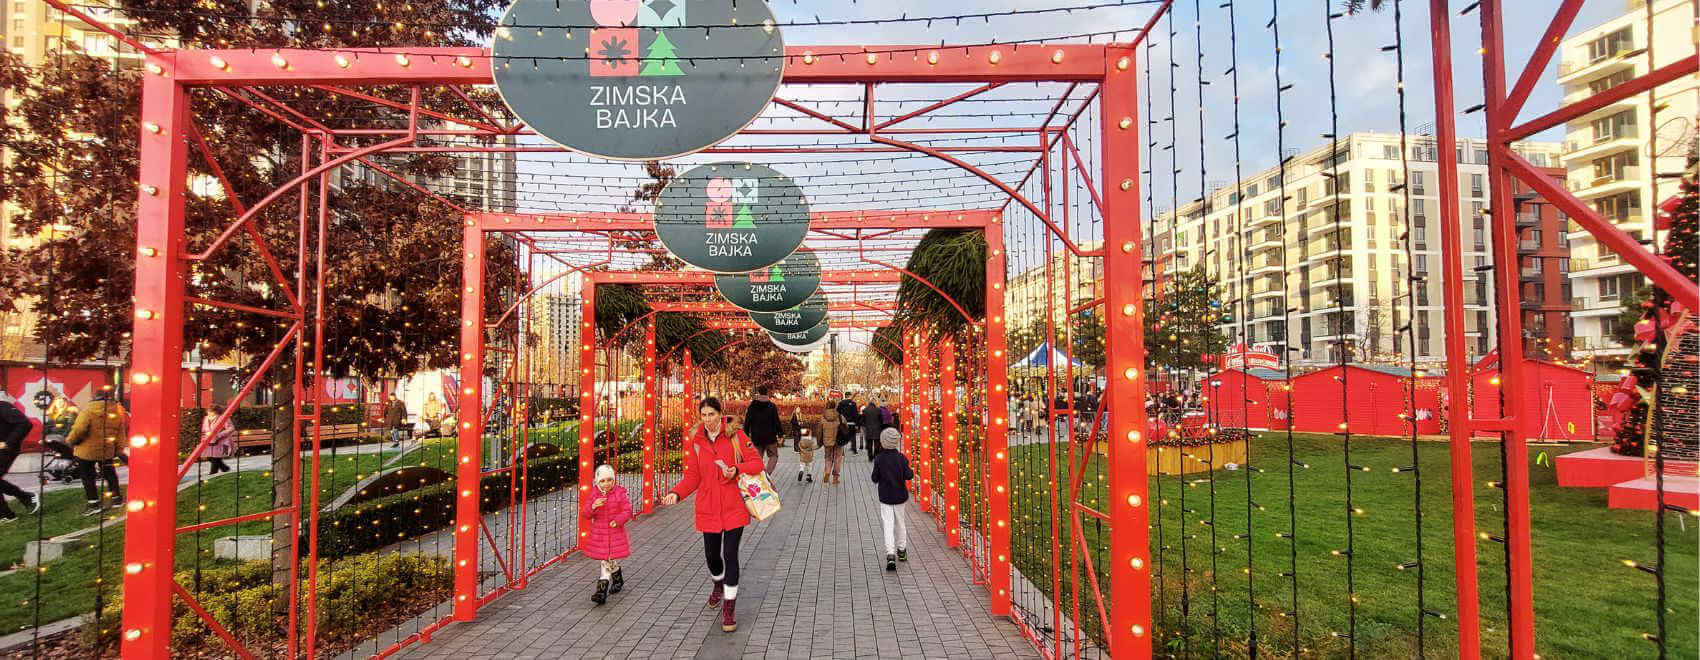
[234,424,367,453]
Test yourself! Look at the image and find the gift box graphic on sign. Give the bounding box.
[705,177,734,229]
[590,0,686,77]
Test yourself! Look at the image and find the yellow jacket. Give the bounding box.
[66,399,126,462]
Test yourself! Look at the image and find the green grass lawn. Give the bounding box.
[0,438,467,635]
[1009,432,1699,659]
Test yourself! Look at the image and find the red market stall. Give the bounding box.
[1203,367,1287,430]
[1290,364,1444,437]
[1470,355,1596,442]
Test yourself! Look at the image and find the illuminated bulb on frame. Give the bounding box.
[335,54,351,68]
[124,630,142,642]
[209,55,228,70]
[927,51,940,65]
[145,62,163,75]
[395,54,411,67]
[271,53,288,68]
[988,50,1003,64]
[866,53,878,65]
[1051,49,1064,64]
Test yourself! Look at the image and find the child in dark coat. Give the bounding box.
[870,427,914,571]
[582,464,634,604]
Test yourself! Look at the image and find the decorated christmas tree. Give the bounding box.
[732,205,758,228]
[1610,158,1697,456]
[641,31,686,76]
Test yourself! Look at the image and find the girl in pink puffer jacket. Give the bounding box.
[583,464,634,605]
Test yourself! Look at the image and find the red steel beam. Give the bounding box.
[122,69,192,660]
[165,45,1112,87]
[984,220,1012,616]
[649,301,893,313]
[1429,3,1483,654]
[1480,1,1535,655]
[473,210,997,233]
[454,222,486,620]
[1100,44,1152,658]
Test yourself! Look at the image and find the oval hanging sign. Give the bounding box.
[714,248,821,312]
[770,321,829,350]
[491,0,785,161]
[748,293,827,334]
[655,162,811,273]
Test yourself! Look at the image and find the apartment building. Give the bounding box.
[1005,241,1104,332]
[1148,132,1565,369]
[1556,0,1698,362]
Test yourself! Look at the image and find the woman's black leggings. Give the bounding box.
[702,527,744,586]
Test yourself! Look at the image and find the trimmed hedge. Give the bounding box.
[84,553,451,656]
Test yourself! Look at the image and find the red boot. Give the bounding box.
[720,598,737,632]
[705,580,723,610]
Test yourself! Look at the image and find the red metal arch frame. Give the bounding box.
[123,42,1138,659]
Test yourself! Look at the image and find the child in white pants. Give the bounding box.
[870,427,914,571]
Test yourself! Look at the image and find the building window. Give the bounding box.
[1528,152,1548,167]
[1475,149,1489,165]
[1587,26,1634,63]
[1590,110,1637,143]
[1412,171,1426,195]
[1471,174,1484,198]
[1595,191,1641,223]
[1601,276,1621,300]
[1383,144,1399,159]
[1589,69,1635,95]
[1591,151,1638,182]
[1364,170,1376,192]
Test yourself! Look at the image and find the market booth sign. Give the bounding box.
[770,321,829,352]
[655,162,811,273]
[748,293,827,334]
[491,0,785,161]
[714,248,821,312]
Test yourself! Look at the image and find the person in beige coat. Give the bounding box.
[792,410,816,483]
[819,404,843,484]
[65,389,125,515]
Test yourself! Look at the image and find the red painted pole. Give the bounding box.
[1428,3,1483,654]
[1479,1,1536,655]
[577,280,598,545]
[984,217,1013,616]
[453,223,486,621]
[941,338,961,548]
[121,57,191,659]
[914,332,933,513]
[642,318,658,513]
[1101,45,1154,657]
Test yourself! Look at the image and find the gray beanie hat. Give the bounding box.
[879,427,902,450]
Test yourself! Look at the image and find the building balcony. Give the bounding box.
[1249,287,1285,300]
[1249,235,1284,252]
[1567,255,1639,277]
[1562,133,1639,163]
[1568,167,1642,198]
[1571,296,1626,317]
[1303,246,1348,263]
[1248,214,1283,229]
[1557,48,1641,85]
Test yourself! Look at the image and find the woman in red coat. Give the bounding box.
[660,397,763,632]
[582,464,634,605]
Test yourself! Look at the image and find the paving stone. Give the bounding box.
[391,449,1034,659]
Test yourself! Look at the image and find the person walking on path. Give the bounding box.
[820,403,843,484]
[871,427,913,571]
[794,421,817,483]
[742,386,784,474]
[860,397,885,463]
[198,405,237,474]
[66,388,125,516]
[0,394,40,522]
[835,393,860,454]
[583,464,635,605]
[660,397,764,633]
[383,394,408,447]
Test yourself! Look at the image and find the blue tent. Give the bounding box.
[1013,342,1084,368]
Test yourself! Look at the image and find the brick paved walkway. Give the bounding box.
[394,447,1037,660]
